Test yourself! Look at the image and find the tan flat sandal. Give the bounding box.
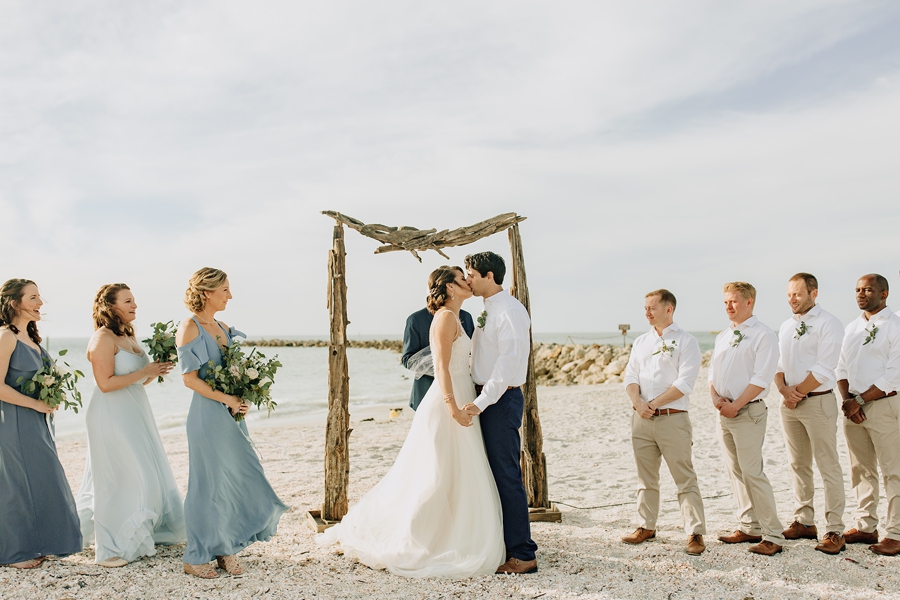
[216,555,244,575]
[5,558,45,569]
[97,557,128,568]
[183,562,218,579]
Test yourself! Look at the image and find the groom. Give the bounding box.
[462,251,539,574]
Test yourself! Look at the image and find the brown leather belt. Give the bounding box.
[474,385,518,395]
[805,390,833,398]
[631,406,686,416]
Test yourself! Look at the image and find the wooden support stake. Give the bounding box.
[322,223,351,523]
[508,224,553,513]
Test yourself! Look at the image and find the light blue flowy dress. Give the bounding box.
[0,341,82,564]
[76,346,186,563]
[178,317,288,564]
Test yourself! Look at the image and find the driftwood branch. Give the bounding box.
[322,210,526,262]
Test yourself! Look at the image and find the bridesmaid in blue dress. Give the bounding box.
[0,279,82,569]
[176,268,287,579]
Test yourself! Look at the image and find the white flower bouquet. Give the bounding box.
[16,348,84,413]
[204,339,281,422]
[143,320,179,382]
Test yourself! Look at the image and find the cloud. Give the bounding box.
[1,1,898,337]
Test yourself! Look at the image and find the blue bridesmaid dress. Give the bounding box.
[0,341,82,564]
[178,317,287,565]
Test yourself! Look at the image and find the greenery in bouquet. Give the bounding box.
[204,339,281,422]
[17,349,85,413]
[143,320,179,382]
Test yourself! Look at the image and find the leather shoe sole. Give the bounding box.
[844,529,879,544]
[718,530,763,544]
[496,558,537,574]
[748,541,783,556]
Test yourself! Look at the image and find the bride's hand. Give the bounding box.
[452,409,472,427]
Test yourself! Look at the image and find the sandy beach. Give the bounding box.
[2,369,898,600]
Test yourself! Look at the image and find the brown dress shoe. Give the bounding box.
[782,521,818,540]
[622,527,656,544]
[686,534,706,555]
[844,528,879,544]
[870,538,900,556]
[718,530,763,544]
[496,557,538,574]
[815,532,846,555]
[748,541,783,556]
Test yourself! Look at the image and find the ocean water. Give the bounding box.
[45,332,718,439]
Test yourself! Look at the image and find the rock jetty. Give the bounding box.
[533,343,713,386]
[244,339,403,352]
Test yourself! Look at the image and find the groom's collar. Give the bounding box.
[483,289,507,308]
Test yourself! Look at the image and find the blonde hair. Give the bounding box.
[723,281,756,302]
[645,288,676,310]
[184,268,228,313]
[93,283,135,337]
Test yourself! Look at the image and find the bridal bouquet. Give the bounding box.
[143,320,179,382]
[16,349,85,413]
[204,340,281,422]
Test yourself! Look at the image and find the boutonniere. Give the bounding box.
[477,310,487,329]
[794,321,810,339]
[731,329,744,348]
[652,339,677,357]
[863,323,878,346]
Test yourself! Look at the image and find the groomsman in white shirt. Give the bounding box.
[836,273,900,556]
[622,289,706,555]
[774,273,847,554]
[709,282,785,555]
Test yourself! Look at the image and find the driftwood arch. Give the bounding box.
[308,211,560,531]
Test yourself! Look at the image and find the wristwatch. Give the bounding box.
[854,394,865,406]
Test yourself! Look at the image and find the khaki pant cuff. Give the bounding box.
[763,535,785,545]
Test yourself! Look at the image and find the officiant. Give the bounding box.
[402,266,475,410]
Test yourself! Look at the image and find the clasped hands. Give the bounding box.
[712,395,741,419]
[778,385,805,410]
[450,403,482,427]
[841,397,866,424]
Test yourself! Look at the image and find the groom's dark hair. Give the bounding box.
[465,252,506,285]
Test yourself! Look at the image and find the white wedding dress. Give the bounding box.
[318,314,505,577]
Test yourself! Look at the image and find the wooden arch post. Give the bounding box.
[310,223,351,529]
[309,211,560,531]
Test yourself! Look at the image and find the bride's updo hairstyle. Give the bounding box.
[426,266,462,315]
[93,283,134,337]
[184,267,228,313]
[0,278,42,344]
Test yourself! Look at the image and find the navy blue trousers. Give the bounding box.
[479,387,538,561]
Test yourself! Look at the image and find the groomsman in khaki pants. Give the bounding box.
[775,273,847,554]
[709,282,785,555]
[837,273,900,556]
[622,289,706,555]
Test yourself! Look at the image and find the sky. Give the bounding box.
[1,0,899,338]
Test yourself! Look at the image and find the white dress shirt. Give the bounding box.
[623,322,701,411]
[471,291,531,411]
[836,306,900,395]
[709,316,779,401]
[776,304,844,391]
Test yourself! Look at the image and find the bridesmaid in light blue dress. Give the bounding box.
[75,283,186,568]
[176,268,287,579]
[0,279,82,569]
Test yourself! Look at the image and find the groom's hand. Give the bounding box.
[463,403,481,416]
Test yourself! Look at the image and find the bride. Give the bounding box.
[318,266,505,578]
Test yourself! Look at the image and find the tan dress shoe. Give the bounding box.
[748,541,783,556]
[815,532,845,555]
[496,557,537,574]
[782,521,818,540]
[717,530,762,544]
[97,557,128,568]
[843,528,879,544]
[870,538,900,556]
[686,534,705,555]
[622,527,655,544]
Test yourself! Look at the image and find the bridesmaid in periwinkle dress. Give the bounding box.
[177,268,287,579]
[75,283,186,567]
[0,279,82,569]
